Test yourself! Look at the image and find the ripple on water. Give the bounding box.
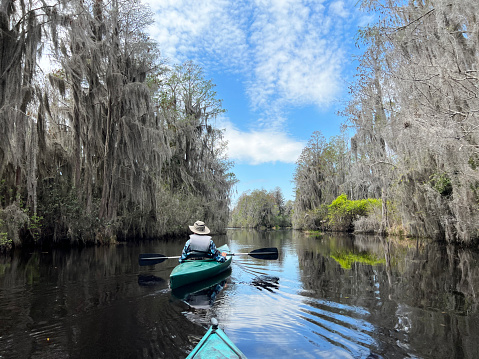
[211,264,379,358]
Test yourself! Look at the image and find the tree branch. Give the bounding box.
[394,9,436,32]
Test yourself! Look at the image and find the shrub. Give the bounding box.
[328,194,381,232]
[0,220,12,252]
[429,172,452,197]
[0,204,29,248]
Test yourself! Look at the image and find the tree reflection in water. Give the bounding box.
[0,230,478,358]
[251,275,280,292]
[294,231,479,358]
[171,268,232,309]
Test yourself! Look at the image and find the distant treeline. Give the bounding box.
[0,0,236,250]
[228,188,293,229]
[293,1,479,244]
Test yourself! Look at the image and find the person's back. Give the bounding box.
[186,234,213,259]
[179,221,226,263]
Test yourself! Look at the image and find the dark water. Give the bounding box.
[1,229,478,359]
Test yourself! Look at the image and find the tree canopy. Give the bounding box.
[229,188,292,229]
[0,0,236,250]
[293,0,479,244]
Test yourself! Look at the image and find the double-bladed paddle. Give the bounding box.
[138,247,279,266]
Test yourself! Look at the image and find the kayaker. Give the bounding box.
[179,221,227,263]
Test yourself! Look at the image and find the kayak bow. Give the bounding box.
[187,318,247,359]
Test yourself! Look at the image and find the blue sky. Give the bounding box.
[144,0,373,205]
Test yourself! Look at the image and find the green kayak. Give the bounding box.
[187,318,247,359]
[170,244,232,290]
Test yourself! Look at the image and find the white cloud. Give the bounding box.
[247,0,344,109]
[329,1,349,18]
[143,0,361,163]
[145,0,249,67]
[219,119,305,165]
[144,0,351,111]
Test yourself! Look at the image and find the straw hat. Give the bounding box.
[189,220,210,234]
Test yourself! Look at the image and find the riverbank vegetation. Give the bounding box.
[0,0,235,251]
[228,188,292,229]
[3,0,478,250]
[293,0,479,245]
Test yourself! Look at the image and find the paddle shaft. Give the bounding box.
[228,252,277,256]
[138,252,275,261]
[139,247,278,266]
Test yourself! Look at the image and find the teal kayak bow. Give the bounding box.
[187,318,247,359]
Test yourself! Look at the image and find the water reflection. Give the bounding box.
[293,231,479,358]
[0,244,203,359]
[171,269,231,309]
[251,275,280,292]
[137,274,166,287]
[219,229,479,358]
[1,230,478,358]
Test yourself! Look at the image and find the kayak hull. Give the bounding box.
[186,322,247,359]
[171,268,231,301]
[170,244,232,289]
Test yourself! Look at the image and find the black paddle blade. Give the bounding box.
[249,247,279,260]
[138,253,167,266]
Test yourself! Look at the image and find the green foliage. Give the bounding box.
[469,155,479,170]
[328,194,382,231]
[156,187,205,235]
[0,204,29,249]
[28,213,43,242]
[0,217,12,251]
[331,251,385,269]
[37,179,101,244]
[429,173,453,197]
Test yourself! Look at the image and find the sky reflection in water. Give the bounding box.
[209,232,378,358]
[1,229,478,358]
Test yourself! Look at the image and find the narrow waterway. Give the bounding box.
[1,229,478,358]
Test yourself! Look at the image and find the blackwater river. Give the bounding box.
[1,229,478,359]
